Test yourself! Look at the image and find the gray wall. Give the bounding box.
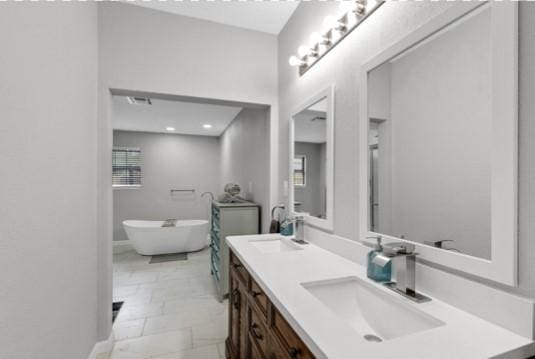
[278,2,535,298]
[220,108,270,232]
[98,2,278,106]
[0,3,99,359]
[98,2,279,340]
[386,8,491,258]
[113,131,220,241]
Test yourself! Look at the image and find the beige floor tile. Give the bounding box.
[116,302,163,322]
[96,352,110,359]
[113,319,145,341]
[115,272,159,287]
[163,297,224,316]
[113,248,227,359]
[111,329,192,358]
[191,322,228,347]
[120,294,153,307]
[114,285,139,299]
[152,345,220,359]
[143,312,212,336]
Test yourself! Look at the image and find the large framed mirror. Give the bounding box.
[359,2,518,285]
[290,86,334,231]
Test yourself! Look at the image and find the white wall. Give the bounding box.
[98,2,279,339]
[113,131,220,241]
[220,108,270,232]
[278,2,535,299]
[0,3,99,358]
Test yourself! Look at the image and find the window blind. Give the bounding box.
[112,147,142,186]
[293,156,306,186]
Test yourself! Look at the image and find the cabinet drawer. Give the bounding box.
[230,252,249,285]
[250,278,268,319]
[271,308,314,359]
[249,306,268,356]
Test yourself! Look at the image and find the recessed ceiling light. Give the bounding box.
[165,127,175,132]
[203,124,212,129]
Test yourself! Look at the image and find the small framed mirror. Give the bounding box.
[359,2,518,285]
[290,86,334,231]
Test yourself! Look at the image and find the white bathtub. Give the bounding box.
[123,219,209,255]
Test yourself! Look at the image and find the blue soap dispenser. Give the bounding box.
[367,236,392,282]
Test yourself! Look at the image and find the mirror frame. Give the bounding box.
[358,2,518,285]
[290,85,335,231]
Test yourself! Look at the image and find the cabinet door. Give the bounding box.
[271,308,315,359]
[228,275,242,357]
[239,279,249,358]
[251,338,266,359]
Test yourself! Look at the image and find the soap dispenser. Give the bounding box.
[367,236,392,282]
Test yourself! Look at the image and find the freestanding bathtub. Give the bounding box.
[123,219,209,255]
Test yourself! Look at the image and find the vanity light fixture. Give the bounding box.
[203,124,213,129]
[289,0,384,76]
[165,127,175,132]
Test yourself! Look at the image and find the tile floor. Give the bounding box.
[104,247,227,359]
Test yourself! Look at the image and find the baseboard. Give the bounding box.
[113,240,133,254]
[87,331,114,359]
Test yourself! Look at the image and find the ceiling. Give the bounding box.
[125,0,300,35]
[294,109,327,143]
[294,98,327,143]
[112,96,243,136]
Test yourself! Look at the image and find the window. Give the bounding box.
[293,155,306,187]
[112,147,141,187]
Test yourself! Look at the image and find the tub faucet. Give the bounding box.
[372,242,430,303]
[201,191,214,201]
[292,215,308,244]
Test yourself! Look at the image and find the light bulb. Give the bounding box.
[355,0,367,16]
[165,127,175,132]
[288,55,304,67]
[203,124,212,129]
[297,45,309,58]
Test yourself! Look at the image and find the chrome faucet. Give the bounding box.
[372,242,430,303]
[292,215,308,244]
[201,191,214,201]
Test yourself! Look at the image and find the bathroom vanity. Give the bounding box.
[226,234,534,359]
[226,248,314,359]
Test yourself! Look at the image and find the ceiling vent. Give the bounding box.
[126,96,152,105]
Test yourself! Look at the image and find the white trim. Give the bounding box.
[87,331,114,359]
[358,2,518,285]
[289,85,335,231]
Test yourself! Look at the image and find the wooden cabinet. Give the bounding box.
[226,250,315,359]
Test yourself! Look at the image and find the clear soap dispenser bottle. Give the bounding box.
[367,236,392,282]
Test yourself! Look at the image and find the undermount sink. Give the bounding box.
[249,238,304,254]
[302,276,444,342]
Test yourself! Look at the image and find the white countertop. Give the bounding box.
[226,234,534,359]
